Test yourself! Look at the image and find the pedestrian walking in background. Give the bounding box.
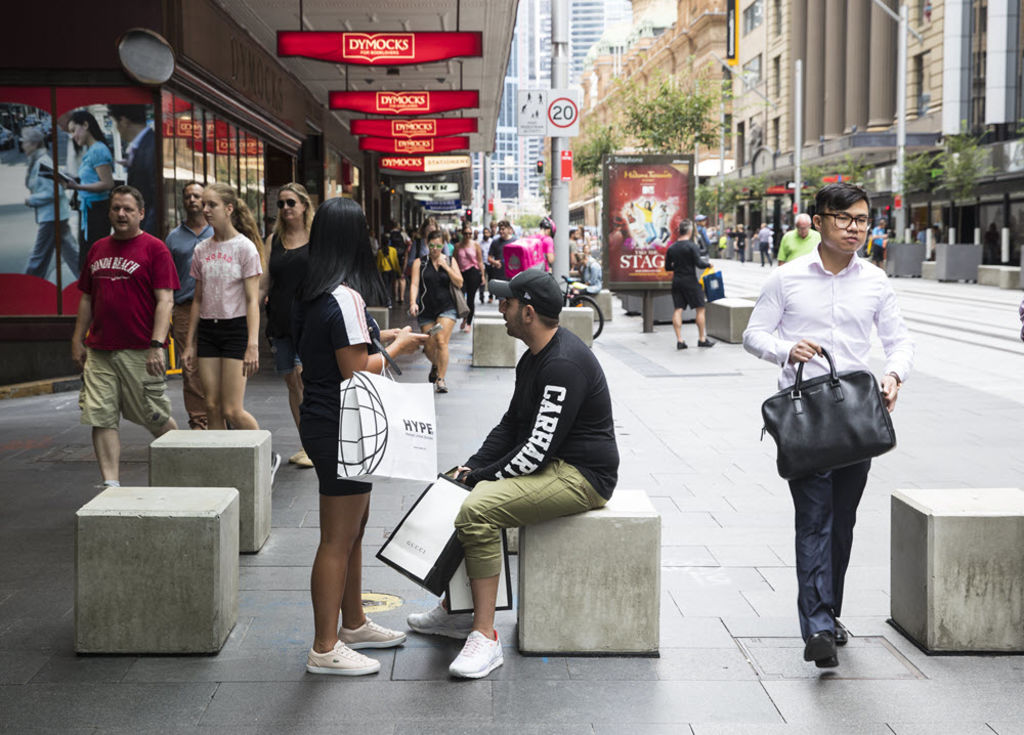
[294,197,426,676]
[743,183,914,669]
[181,183,265,433]
[409,229,463,393]
[776,213,820,265]
[664,219,714,350]
[408,269,619,679]
[454,224,485,332]
[65,110,114,272]
[869,217,888,268]
[21,126,79,280]
[733,223,748,263]
[486,220,516,301]
[757,222,774,267]
[71,185,179,487]
[165,180,211,430]
[261,182,314,467]
[384,220,409,305]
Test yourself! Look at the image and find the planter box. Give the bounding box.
[885,243,926,278]
[935,243,982,282]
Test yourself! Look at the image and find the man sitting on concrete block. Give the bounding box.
[406,269,620,679]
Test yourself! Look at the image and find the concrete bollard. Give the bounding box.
[559,307,594,347]
[150,430,272,553]
[595,290,614,322]
[706,298,755,344]
[891,487,1024,653]
[75,486,239,653]
[518,490,660,655]
[471,317,517,367]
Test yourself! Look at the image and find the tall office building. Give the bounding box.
[569,0,632,85]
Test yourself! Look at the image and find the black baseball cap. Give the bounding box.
[488,269,562,318]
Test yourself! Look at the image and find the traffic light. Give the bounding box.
[465,208,473,219]
[536,160,544,175]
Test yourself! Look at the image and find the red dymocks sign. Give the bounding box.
[330,91,479,115]
[360,136,469,154]
[350,118,478,138]
[378,155,471,173]
[277,31,482,65]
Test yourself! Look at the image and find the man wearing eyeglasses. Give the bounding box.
[742,183,914,670]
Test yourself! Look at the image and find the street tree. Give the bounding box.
[575,119,622,193]
[938,125,993,238]
[614,67,722,154]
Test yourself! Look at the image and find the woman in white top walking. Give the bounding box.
[182,182,264,430]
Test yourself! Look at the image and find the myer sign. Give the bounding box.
[406,183,459,194]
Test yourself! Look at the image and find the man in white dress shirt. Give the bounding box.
[742,183,914,669]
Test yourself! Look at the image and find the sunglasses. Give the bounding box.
[428,243,444,249]
[277,199,299,208]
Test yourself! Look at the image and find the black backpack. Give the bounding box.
[389,229,407,256]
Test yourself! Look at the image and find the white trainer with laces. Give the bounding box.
[407,603,473,639]
[306,641,380,676]
[449,630,503,679]
[339,617,406,649]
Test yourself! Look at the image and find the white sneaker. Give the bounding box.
[449,630,503,679]
[306,641,381,676]
[339,617,406,649]
[407,603,473,639]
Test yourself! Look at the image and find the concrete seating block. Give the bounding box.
[150,430,272,553]
[75,486,239,653]
[977,265,1020,289]
[518,489,660,655]
[891,487,1024,653]
[560,306,594,347]
[471,317,517,367]
[706,297,755,344]
[595,290,614,321]
[366,306,389,330]
[886,242,926,277]
[921,261,936,280]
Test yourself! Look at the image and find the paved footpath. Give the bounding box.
[1,258,1023,733]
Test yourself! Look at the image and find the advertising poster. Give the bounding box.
[601,154,693,290]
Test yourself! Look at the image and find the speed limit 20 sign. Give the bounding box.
[546,90,581,137]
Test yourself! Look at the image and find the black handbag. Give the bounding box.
[760,348,896,480]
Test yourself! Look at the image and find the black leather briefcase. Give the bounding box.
[761,348,896,480]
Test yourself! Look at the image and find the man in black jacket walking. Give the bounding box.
[664,219,714,350]
[406,269,619,679]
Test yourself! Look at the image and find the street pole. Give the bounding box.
[794,59,803,213]
[895,2,908,240]
[482,153,491,229]
[550,0,569,282]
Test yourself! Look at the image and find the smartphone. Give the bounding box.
[427,323,443,335]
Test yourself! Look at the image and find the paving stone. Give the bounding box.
[0,649,50,684]
[28,650,137,683]
[738,636,921,680]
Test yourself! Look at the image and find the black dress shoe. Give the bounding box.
[803,630,837,664]
[834,619,849,646]
[815,654,839,669]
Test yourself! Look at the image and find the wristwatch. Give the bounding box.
[149,339,163,349]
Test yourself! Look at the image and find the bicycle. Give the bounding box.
[560,276,604,340]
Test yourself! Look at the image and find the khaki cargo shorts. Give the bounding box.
[79,348,172,433]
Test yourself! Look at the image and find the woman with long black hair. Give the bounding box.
[65,110,114,271]
[295,197,425,676]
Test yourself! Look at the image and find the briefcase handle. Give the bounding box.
[790,347,844,411]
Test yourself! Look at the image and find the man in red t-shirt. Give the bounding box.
[72,185,180,487]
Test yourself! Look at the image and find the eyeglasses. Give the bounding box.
[821,212,870,230]
[277,199,299,208]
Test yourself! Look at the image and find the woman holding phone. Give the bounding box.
[294,197,425,675]
[408,229,463,394]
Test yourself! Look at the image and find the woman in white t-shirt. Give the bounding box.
[182,183,264,430]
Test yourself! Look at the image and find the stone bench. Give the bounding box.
[594,290,614,322]
[890,487,1024,653]
[559,306,594,347]
[706,297,755,344]
[935,243,982,282]
[75,486,239,653]
[366,305,389,330]
[977,265,1020,290]
[471,316,518,367]
[518,489,660,655]
[922,261,936,280]
[150,430,272,553]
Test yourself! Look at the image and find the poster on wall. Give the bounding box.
[601,154,693,291]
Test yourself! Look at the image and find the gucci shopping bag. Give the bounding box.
[446,528,513,614]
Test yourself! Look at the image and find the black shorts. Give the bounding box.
[671,279,706,309]
[871,244,886,262]
[197,316,249,360]
[302,434,372,496]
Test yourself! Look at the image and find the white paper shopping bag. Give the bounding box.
[337,370,437,482]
